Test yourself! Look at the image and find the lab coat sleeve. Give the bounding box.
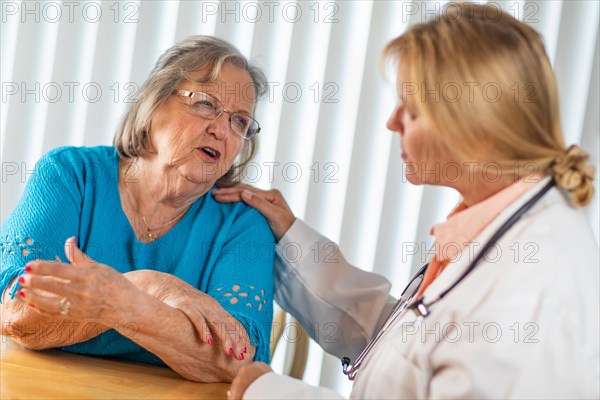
[244,372,344,400]
[274,219,396,360]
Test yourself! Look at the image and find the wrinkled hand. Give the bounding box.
[228,362,273,400]
[125,270,252,361]
[17,237,138,325]
[212,184,295,241]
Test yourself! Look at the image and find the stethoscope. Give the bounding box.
[341,179,555,380]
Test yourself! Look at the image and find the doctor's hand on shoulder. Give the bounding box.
[212,184,295,241]
[227,362,273,400]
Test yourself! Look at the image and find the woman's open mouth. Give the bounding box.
[197,146,221,162]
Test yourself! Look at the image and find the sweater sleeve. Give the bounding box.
[206,206,275,363]
[1,148,83,301]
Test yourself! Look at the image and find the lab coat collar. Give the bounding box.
[421,176,555,303]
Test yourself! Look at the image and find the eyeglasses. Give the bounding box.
[173,90,261,140]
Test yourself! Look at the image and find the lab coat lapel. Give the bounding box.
[419,177,554,306]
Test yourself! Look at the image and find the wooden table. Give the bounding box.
[0,337,229,399]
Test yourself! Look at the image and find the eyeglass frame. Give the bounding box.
[173,89,261,140]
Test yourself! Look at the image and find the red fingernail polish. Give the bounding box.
[229,347,234,355]
[243,346,247,353]
[18,276,25,284]
[207,337,213,345]
[18,290,25,298]
[24,266,31,272]
[239,352,244,360]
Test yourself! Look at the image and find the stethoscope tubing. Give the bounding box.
[342,179,555,380]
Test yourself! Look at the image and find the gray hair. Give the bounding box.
[113,35,267,186]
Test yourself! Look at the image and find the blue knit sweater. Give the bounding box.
[0,146,275,364]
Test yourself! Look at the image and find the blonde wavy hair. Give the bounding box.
[383,2,594,206]
[113,36,267,186]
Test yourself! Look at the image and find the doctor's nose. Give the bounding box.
[386,107,404,135]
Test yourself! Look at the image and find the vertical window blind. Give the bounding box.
[1,0,598,395]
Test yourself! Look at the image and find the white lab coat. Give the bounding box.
[244,178,600,399]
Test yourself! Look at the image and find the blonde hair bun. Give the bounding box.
[552,145,595,206]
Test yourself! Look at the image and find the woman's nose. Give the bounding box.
[207,114,230,140]
[386,108,403,135]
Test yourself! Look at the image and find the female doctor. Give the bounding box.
[214,3,600,398]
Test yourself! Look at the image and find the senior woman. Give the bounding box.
[0,36,275,382]
[216,3,599,399]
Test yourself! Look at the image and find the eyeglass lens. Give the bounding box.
[189,92,259,138]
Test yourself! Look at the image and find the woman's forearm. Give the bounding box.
[123,269,256,381]
[2,279,252,382]
[120,289,254,382]
[4,266,255,382]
